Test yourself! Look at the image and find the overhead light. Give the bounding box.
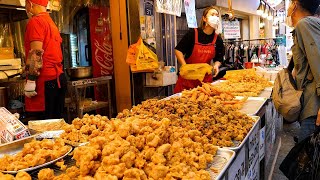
[16,8,26,11]
[257,1,264,15]
[262,5,268,18]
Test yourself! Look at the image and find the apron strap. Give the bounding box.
[194,28,199,44]
[211,33,218,45]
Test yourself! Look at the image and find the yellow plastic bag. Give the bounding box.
[179,63,213,81]
[135,41,158,71]
[126,38,159,72]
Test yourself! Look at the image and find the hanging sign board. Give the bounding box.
[155,0,182,17]
[184,0,197,28]
[144,0,154,16]
[222,21,241,39]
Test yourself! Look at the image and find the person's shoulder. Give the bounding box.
[296,16,320,30]
[27,16,46,27]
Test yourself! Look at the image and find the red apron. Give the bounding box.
[174,28,218,93]
[25,13,63,112]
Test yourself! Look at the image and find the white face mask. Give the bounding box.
[207,16,220,28]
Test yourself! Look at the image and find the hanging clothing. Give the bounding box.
[174,28,219,93]
[24,12,64,113]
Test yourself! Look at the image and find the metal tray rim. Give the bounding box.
[226,116,260,151]
[211,148,236,180]
[1,145,72,174]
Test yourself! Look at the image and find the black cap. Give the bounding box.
[297,0,320,14]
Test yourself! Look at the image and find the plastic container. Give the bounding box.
[244,62,254,69]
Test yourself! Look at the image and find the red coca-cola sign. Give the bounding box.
[89,6,114,77]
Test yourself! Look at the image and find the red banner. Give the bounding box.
[89,6,114,77]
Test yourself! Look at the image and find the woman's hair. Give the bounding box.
[200,6,220,29]
[296,0,320,15]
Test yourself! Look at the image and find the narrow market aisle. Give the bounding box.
[270,122,300,180]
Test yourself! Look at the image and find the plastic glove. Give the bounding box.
[213,61,221,77]
[24,80,37,98]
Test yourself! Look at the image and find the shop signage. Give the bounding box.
[228,146,246,180]
[144,0,154,16]
[155,0,182,16]
[184,0,197,28]
[259,127,265,161]
[222,21,241,39]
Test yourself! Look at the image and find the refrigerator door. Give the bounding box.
[75,8,91,67]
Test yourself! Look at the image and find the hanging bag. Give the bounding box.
[272,67,303,122]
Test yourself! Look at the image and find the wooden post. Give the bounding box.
[110,0,132,112]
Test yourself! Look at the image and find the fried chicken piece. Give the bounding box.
[145,163,169,179]
[78,176,95,180]
[66,166,80,179]
[55,160,67,171]
[15,171,31,180]
[123,168,147,180]
[0,172,14,180]
[94,169,118,180]
[102,163,126,178]
[53,174,71,180]
[121,151,136,168]
[151,153,167,164]
[38,168,55,180]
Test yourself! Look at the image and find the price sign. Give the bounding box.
[248,124,259,170]
[144,0,154,16]
[246,157,259,180]
[259,127,266,161]
[222,21,241,39]
[228,147,246,180]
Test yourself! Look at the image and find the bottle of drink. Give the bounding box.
[251,53,259,63]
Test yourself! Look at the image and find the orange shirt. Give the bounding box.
[24,12,63,80]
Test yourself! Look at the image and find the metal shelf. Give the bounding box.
[67,76,113,119]
[80,101,109,113]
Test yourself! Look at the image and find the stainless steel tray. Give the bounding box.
[237,97,268,115]
[28,119,66,132]
[162,93,181,100]
[209,148,235,180]
[36,130,65,139]
[211,80,273,98]
[259,87,272,98]
[0,135,37,157]
[62,139,89,147]
[1,146,72,174]
[227,116,260,151]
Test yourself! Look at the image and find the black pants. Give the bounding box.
[44,73,67,119]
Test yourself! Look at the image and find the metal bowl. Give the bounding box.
[66,66,93,79]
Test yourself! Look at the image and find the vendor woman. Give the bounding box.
[174,6,224,93]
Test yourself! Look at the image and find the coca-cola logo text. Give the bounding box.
[94,39,114,76]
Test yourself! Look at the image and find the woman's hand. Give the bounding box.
[213,61,221,77]
[316,108,320,126]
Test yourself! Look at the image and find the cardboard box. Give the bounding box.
[0,58,21,70]
[146,71,178,87]
[0,107,29,143]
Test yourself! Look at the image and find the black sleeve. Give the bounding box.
[213,34,224,62]
[175,29,195,58]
